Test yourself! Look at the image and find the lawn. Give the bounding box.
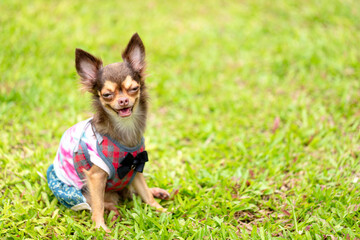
[1,0,360,239]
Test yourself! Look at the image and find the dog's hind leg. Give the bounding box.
[149,187,170,200]
[104,192,120,221]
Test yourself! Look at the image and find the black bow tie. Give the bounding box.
[117,151,148,179]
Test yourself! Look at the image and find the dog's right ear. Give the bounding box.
[122,33,146,78]
[75,48,103,92]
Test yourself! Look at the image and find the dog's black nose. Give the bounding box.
[118,97,129,106]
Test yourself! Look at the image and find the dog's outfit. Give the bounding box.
[47,118,148,211]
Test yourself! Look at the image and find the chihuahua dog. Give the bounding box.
[47,33,169,232]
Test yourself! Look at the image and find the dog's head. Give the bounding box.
[75,33,147,121]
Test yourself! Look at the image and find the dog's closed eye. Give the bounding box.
[102,93,113,100]
[129,86,139,93]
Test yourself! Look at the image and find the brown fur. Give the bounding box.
[74,33,169,232]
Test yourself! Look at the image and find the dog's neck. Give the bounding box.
[92,103,147,148]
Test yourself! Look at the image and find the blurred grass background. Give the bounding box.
[1,0,360,238]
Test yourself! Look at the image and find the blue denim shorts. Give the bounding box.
[47,164,91,211]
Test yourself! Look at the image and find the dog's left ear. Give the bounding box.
[122,33,146,78]
[75,48,103,93]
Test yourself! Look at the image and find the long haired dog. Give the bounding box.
[47,33,169,232]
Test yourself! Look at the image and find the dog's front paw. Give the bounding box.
[148,200,167,212]
[95,222,110,233]
[92,216,110,232]
[150,187,170,200]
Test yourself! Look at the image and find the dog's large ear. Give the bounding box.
[75,48,103,92]
[122,33,146,78]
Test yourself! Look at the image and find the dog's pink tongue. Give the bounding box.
[119,107,132,117]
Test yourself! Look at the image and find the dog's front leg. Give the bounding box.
[130,173,165,210]
[84,165,109,232]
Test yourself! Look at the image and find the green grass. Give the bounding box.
[1,0,360,238]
